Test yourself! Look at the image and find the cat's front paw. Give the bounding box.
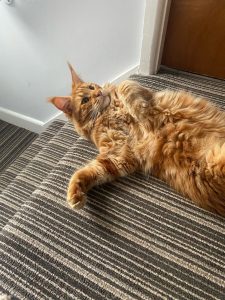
[67,183,86,210]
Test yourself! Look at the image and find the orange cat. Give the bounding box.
[49,64,225,216]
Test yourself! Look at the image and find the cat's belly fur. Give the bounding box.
[94,99,225,214]
[131,120,225,213]
[134,123,212,176]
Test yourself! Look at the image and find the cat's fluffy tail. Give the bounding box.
[201,143,225,216]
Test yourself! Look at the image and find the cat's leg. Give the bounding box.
[116,80,153,121]
[201,143,225,215]
[67,154,137,209]
[181,143,225,216]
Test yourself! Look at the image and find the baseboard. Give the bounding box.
[0,65,139,133]
[0,107,64,134]
[110,65,139,84]
[41,112,67,132]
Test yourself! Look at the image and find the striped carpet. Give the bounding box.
[0,121,37,173]
[0,120,69,228]
[0,120,65,194]
[1,69,225,299]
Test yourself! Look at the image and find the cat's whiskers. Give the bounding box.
[85,101,102,127]
[87,97,110,129]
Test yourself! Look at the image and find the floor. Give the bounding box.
[1,70,225,299]
[0,120,37,172]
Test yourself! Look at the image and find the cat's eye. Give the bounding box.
[89,85,95,90]
[81,97,89,105]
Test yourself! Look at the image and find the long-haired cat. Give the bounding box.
[49,64,225,216]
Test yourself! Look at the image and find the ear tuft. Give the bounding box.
[48,96,72,114]
[67,62,83,86]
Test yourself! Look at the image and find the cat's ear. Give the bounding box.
[67,62,83,86]
[48,96,72,114]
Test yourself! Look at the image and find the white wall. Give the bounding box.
[0,0,145,131]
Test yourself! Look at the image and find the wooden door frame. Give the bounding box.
[139,0,171,75]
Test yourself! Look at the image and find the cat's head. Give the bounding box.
[49,63,111,137]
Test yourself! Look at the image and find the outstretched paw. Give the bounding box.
[67,184,86,210]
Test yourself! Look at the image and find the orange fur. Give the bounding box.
[49,65,225,216]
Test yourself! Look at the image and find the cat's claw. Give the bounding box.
[67,184,86,210]
[69,198,86,209]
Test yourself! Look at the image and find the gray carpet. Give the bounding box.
[0,120,37,173]
[0,120,68,228]
[0,120,65,194]
[0,70,225,299]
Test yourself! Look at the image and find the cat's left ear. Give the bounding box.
[48,96,72,115]
[67,62,83,86]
